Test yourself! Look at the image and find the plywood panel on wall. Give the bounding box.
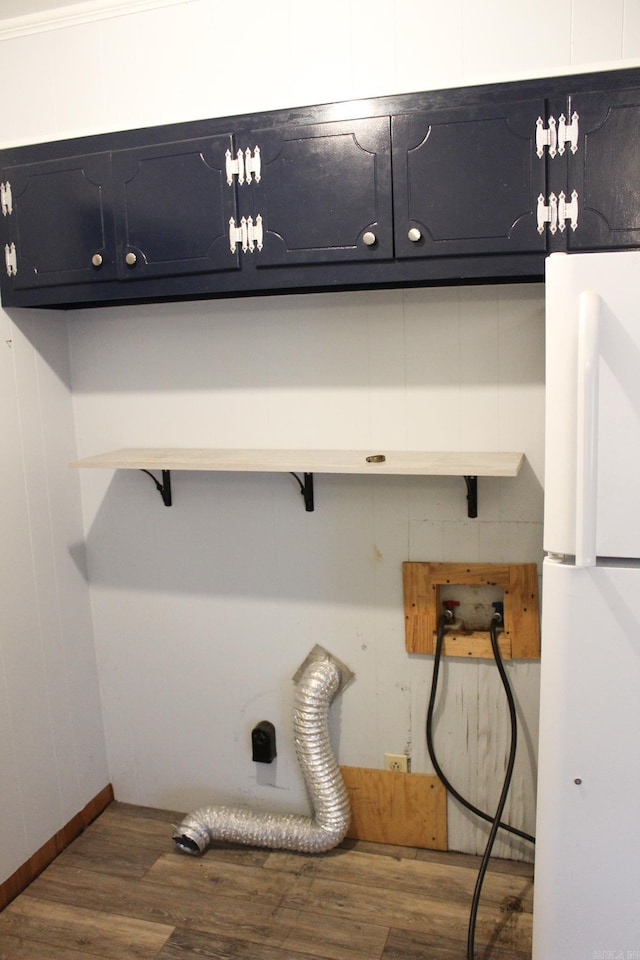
[403,561,540,659]
[341,766,447,850]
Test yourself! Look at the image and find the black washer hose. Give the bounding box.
[426,613,535,844]
[425,611,534,960]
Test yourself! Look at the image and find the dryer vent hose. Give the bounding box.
[173,650,352,855]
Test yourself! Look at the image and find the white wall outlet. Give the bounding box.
[384,753,410,773]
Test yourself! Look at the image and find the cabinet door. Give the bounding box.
[236,117,392,266]
[392,100,547,259]
[1,152,116,290]
[558,88,640,251]
[112,135,240,279]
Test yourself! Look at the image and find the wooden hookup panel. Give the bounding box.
[402,561,540,660]
[340,766,447,850]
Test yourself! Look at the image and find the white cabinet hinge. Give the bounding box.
[537,192,558,234]
[226,149,245,185]
[226,146,261,186]
[229,214,263,253]
[536,116,557,158]
[1,181,12,216]
[536,111,579,158]
[557,112,579,155]
[244,146,261,183]
[558,189,578,231]
[4,242,17,276]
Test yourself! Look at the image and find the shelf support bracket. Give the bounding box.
[140,469,172,506]
[290,472,314,512]
[464,475,477,518]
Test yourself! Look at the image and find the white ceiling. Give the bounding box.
[0,1,87,20]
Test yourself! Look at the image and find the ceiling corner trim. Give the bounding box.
[0,0,193,41]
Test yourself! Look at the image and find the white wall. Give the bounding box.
[0,308,109,886]
[70,285,545,859]
[1,0,639,869]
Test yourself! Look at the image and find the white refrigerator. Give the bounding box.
[533,251,640,958]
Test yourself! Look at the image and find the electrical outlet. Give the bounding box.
[384,753,409,773]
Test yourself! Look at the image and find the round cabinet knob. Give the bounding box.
[91,253,103,267]
[362,231,377,247]
[408,227,422,242]
[125,251,137,267]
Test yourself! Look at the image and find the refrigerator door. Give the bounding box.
[544,251,640,559]
[533,559,640,958]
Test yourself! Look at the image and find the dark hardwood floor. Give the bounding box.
[0,802,533,959]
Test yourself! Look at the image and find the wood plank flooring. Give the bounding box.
[0,802,533,959]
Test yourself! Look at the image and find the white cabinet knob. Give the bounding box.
[91,253,103,267]
[125,251,137,266]
[408,227,422,242]
[362,231,377,246]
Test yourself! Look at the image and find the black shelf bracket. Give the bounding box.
[136,469,314,510]
[290,472,314,511]
[464,475,478,518]
[140,469,172,506]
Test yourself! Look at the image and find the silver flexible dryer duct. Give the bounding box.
[173,649,352,855]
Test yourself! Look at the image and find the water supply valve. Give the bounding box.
[442,600,460,625]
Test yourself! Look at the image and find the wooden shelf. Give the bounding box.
[71,447,523,477]
[70,448,524,515]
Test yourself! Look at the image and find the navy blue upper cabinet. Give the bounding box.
[547,87,640,251]
[392,100,547,259]
[112,135,240,279]
[2,67,640,308]
[1,152,116,289]
[235,118,393,266]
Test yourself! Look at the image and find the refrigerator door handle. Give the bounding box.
[575,289,601,568]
